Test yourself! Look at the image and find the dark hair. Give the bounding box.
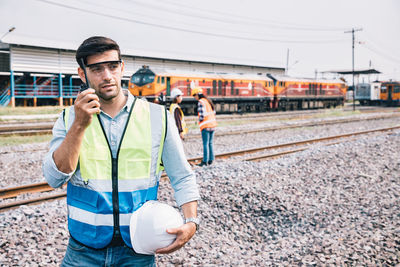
[76,36,121,68]
[198,93,215,110]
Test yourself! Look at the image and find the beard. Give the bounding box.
[96,81,121,101]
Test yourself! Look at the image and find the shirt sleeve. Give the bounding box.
[197,101,204,122]
[174,108,183,133]
[162,112,200,207]
[42,110,75,188]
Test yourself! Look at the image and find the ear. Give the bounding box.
[77,67,86,84]
[120,60,125,75]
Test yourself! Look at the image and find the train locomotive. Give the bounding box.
[129,66,347,114]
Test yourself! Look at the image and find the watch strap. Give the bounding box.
[184,217,200,231]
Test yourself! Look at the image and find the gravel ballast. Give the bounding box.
[0,117,399,266]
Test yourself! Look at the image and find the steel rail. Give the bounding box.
[185,113,400,140]
[2,110,399,137]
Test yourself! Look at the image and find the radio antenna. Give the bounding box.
[80,58,91,91]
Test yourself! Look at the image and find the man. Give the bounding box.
[43,36,200,266]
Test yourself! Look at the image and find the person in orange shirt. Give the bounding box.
[191,87,217,166]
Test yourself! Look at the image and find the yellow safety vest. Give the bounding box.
[169,103,188,135]
[63,98,166,249]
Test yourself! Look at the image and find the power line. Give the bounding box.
[78,0,337,39]
[77,0,348,39]
[362,44,400,64]
[35,0,348,44]
[149,0,347,32]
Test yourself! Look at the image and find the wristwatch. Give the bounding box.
[184,217,200,231]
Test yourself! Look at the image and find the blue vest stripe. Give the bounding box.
[67,183,113,214]
[68,183,159,216]
[118,184,159,213]
[68,218,114,249]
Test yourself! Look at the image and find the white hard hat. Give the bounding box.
[170,88,183,99]
[130,200,183,255]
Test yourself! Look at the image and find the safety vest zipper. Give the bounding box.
[112,157,120,238]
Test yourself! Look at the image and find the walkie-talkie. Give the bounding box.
[80,58,91,92]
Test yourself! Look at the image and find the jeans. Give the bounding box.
[201,129,215,163]
[61,237,156,267]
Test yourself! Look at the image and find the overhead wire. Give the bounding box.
[359,34,400,64]
[34,0,348,44]
[148,0,347,32]
[81,0,347,39]
[361,44,400,64]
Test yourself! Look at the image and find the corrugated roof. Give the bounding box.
[0,0,284,71]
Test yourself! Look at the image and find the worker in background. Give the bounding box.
[169,88,188,140]
[42,36,200,266]
[191,87,217,167]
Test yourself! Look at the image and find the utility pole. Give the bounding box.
[345,27,362,111]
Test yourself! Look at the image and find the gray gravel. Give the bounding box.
[0,114,399,266]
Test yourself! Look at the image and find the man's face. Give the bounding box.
[78,50,124,101]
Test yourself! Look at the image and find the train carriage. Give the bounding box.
[355,82,381,105]
[269,76,347,110]
[380,81,400,106]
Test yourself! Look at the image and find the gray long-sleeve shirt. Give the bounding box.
[42,91,200,207]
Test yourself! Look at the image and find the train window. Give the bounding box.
[218,80,222,95]
[207,87,211,95]
[130,68,155,86]
[381,86,387,93]
[203,80,205,83]
[157,77,160,83]
[213,80,217,95]
[231,81,235,95]
[161,77,165,84]
[187,80,191,95]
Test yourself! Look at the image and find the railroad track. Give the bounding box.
[1,124,400,212]
[185,112,400,140]
[2,112,399,155]
[1,107,398,137]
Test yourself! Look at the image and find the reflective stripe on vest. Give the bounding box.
[169,103,188,134]
[63,98,166,249]
[198,98,217,131]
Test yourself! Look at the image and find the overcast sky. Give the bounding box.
[0,0,399,81]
